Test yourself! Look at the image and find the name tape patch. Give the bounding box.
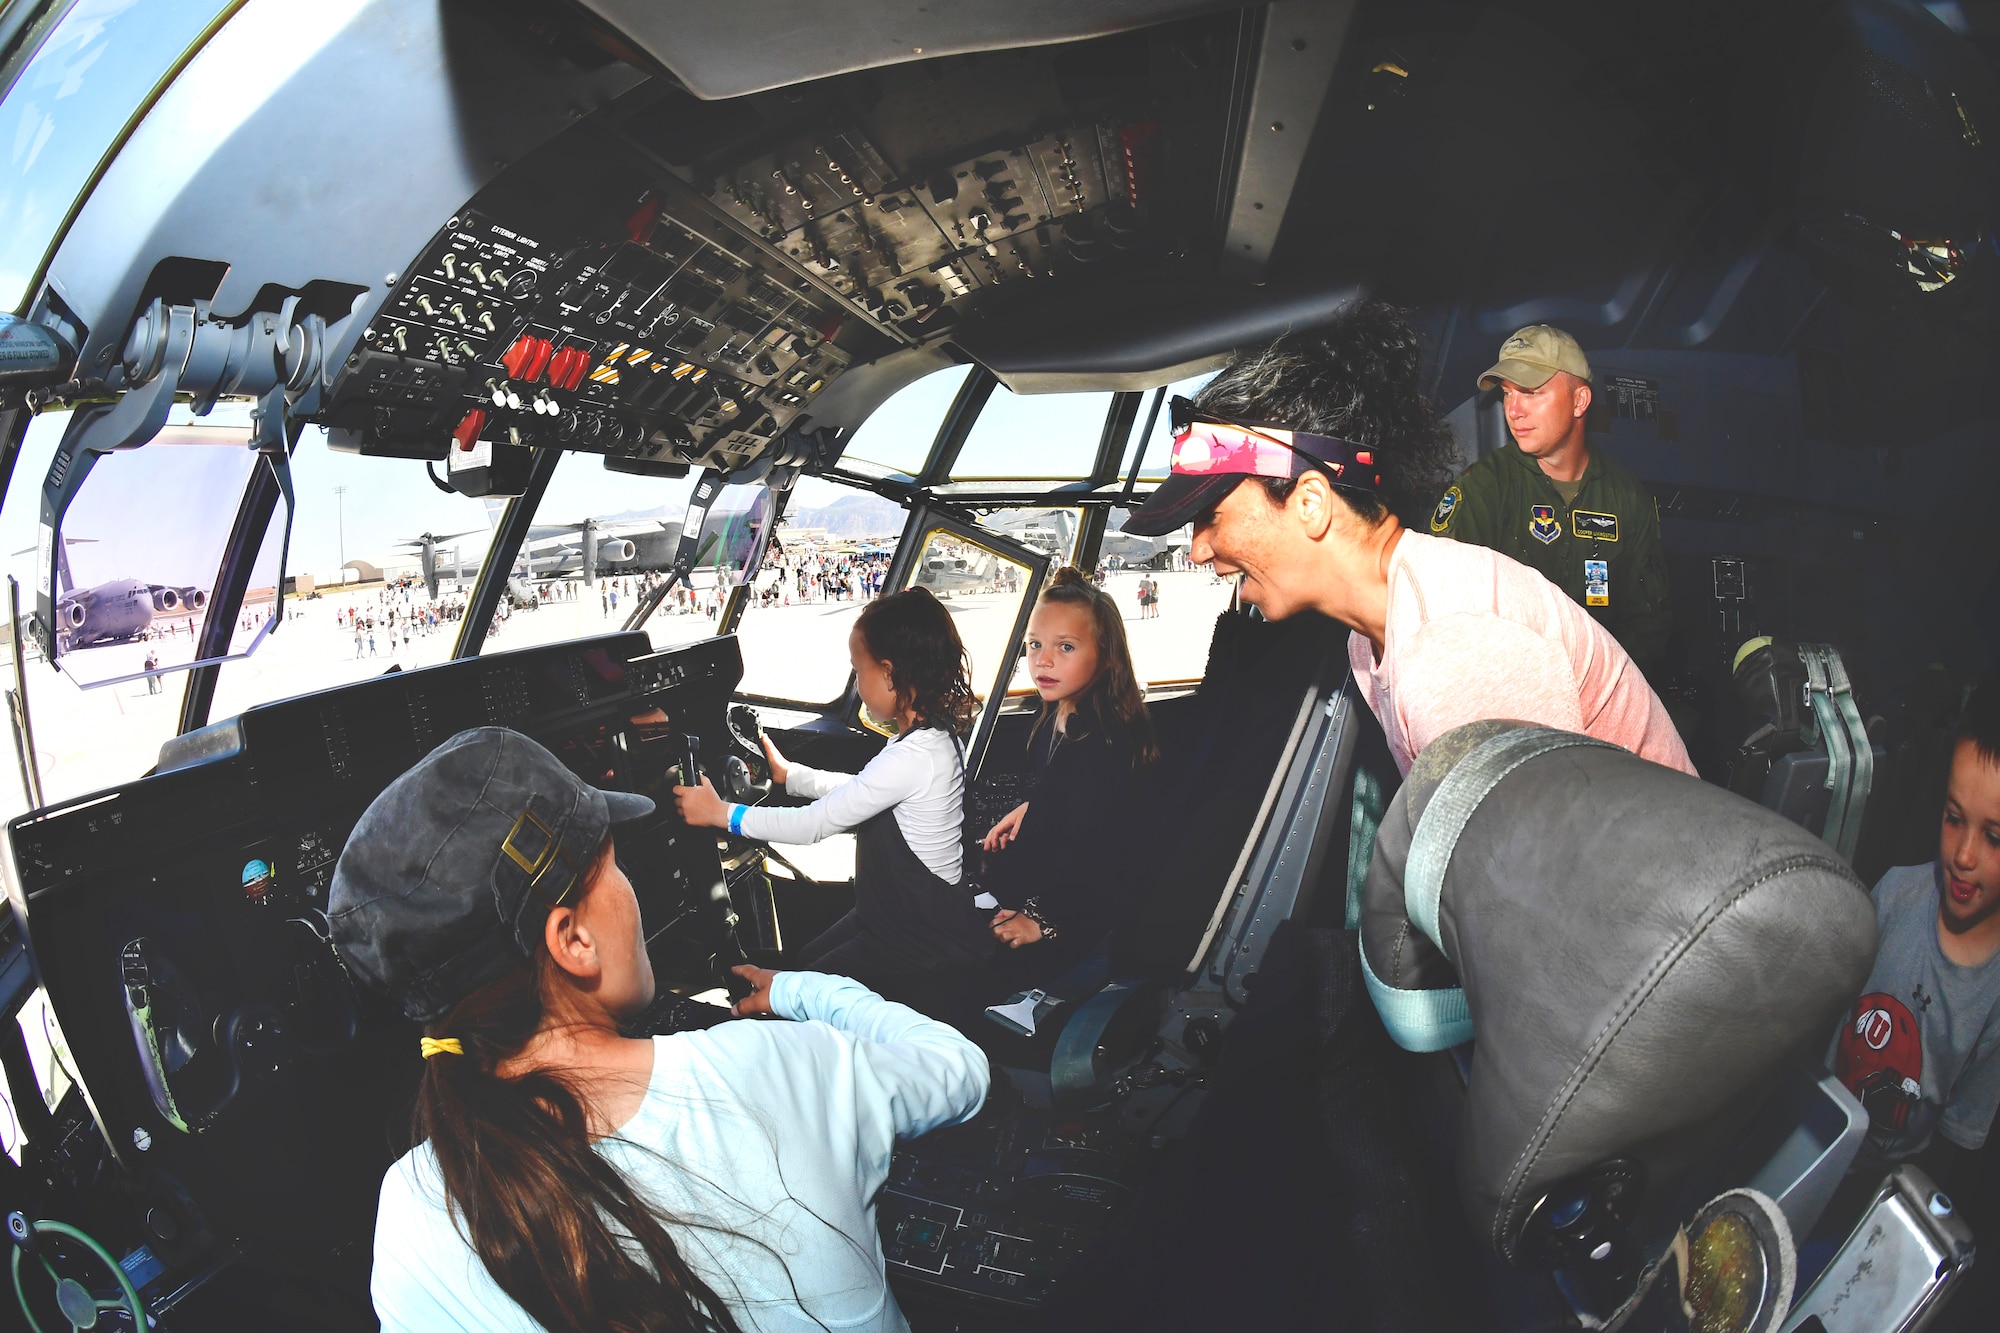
[1572,509,1619,542]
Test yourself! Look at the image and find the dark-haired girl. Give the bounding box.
[335,727,986,1333]
[978,567,1158,989]
[676,586,995,997]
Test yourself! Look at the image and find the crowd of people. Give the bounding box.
[336,585,468,657]
[327,303,1993,1333]
[752,549,894,608]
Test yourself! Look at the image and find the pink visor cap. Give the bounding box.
[1123,401,1379,537]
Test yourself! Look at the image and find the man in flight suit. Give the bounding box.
[1430,325,1672,674]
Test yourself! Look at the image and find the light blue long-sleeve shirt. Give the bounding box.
[370,972,988,1332]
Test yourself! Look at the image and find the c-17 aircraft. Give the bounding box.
[0,4,1991,1333]
[19,535,210,652]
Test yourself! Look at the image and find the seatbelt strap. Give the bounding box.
[1800,644,1872,864]
[1404,727,1616,956]
[1344,766,1387,931]
[1822,647,1873,860]
[1361,940,1473,1052]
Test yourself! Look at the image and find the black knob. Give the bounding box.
[7,1213,36,1256]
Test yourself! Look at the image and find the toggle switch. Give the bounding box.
[548,344,591,391]
[452,408,487,450]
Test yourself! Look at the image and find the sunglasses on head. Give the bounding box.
[1167,397,1380,494]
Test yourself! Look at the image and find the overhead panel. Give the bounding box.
[709,122,1133,331]
[1217,1,1354,282]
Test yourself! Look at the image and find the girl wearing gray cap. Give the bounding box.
[329,726,988,1333]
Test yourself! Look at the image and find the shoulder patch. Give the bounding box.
[1572,509,1619,542]
[1430,486,1461,533]
[1529,504,1560,544]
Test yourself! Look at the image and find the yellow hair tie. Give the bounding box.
[420,1037,464,1059]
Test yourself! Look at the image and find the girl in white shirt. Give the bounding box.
[676,587,996,999]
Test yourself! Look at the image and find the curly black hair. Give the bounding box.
[855,586,977,737]
[1193,300,1461,528]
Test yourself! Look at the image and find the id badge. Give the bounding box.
[1584,558,1609,607]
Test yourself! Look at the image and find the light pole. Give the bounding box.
[332,485,347,580]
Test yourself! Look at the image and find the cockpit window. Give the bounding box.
[40,421,287,688]
[504,452,723,656]
[0,0,233,313]
[0,405,299,816]
[733,476,896,706]
[199,430,511,730]
[950,385,1114,480]
[838,363,971,477]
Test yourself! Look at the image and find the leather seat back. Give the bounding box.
[1361,721,1878,1263]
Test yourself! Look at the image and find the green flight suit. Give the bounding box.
[1429,443,1672,671]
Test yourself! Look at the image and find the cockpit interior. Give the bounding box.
[0,1,1995,1329]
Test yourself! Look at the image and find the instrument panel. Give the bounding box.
[5,632,747,1256]
[319,85,1175,479]
[325,190,855,475]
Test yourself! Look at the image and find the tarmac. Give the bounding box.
[0,569,1236,830]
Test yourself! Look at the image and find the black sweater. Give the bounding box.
[982,701,1145,974]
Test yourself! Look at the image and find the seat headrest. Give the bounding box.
[1361,721,1878,1264]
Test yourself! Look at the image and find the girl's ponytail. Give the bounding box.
[413,846,744,1333]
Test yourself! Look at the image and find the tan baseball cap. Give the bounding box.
[1477,325,1592,391]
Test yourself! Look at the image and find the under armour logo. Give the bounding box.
[1912,983,1934,1014]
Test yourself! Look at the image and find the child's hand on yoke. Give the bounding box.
[673,775,731,828]
[760,734,790,786]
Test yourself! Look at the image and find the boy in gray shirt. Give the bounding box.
[1834,682,2000,1166]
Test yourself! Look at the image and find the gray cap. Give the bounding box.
[328,727,654,1022]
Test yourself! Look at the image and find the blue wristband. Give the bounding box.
[728,804,747,836]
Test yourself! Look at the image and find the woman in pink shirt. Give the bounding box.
[1124,303,1692,777]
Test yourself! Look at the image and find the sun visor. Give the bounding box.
[950,276,1362,394]
[31,422,295,690]
[575,0,1237,100]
